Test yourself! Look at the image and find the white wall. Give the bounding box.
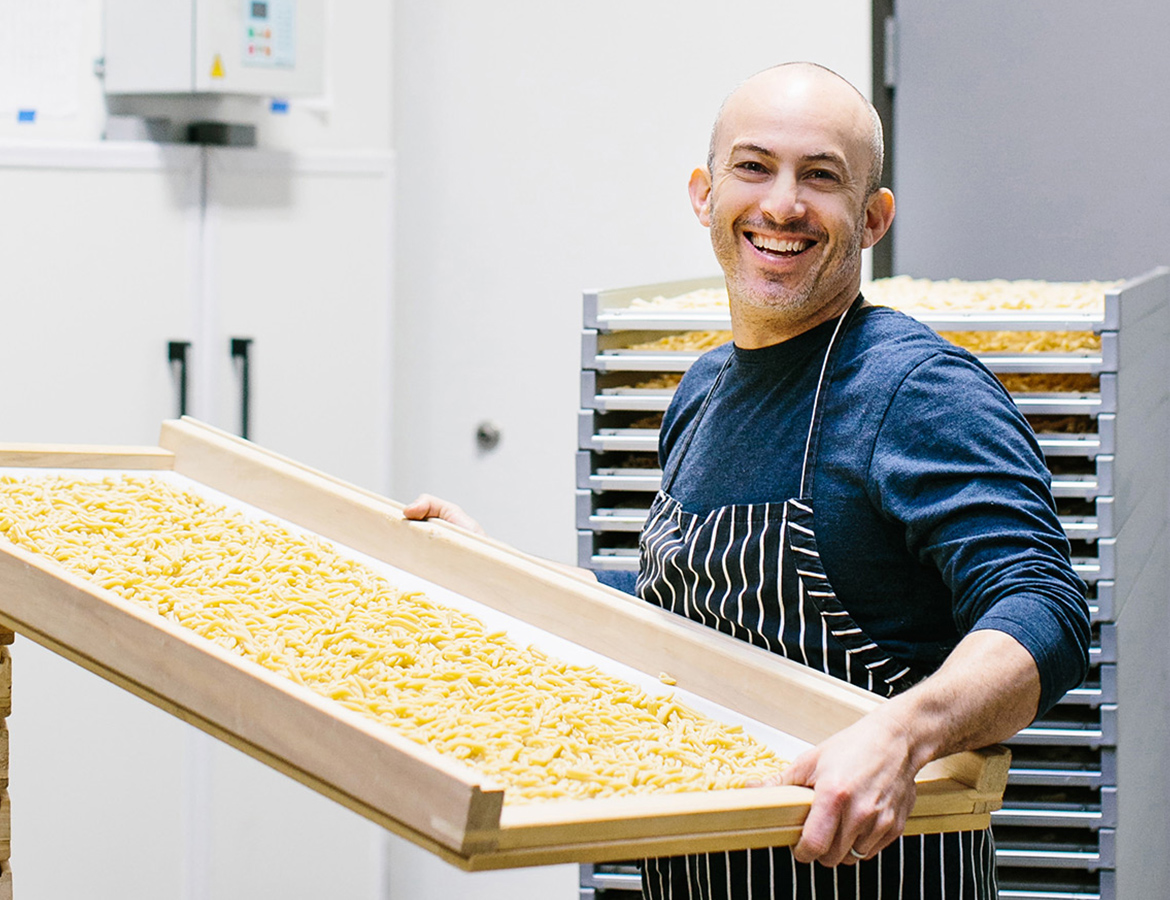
[0,1,875,897]
[0,0,391,152]
[0,3,396,899]
[391,0,873,567]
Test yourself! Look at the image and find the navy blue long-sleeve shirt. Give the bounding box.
[604,301,1090,715]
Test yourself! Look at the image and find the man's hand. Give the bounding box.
[778,708,919,866]
[778,629,1041,867]
[401,494,485,535]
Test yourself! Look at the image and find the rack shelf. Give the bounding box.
[577,271,1170,900]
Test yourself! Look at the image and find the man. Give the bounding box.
[408,62,1089,899]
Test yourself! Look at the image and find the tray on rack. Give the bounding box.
[0,420,1008,870]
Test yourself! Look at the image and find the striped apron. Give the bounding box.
[636,303,998,899]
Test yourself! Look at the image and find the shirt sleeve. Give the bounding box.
[596,569,639,596]
[867,351,1091,716]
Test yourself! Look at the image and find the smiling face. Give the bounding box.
[690,65,895,347]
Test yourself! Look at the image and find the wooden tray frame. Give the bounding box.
[0,419,1009,870]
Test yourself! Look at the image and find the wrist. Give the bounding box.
[871,693,946,775]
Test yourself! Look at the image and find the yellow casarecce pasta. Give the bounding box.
[626,331,733,353]
[621,277,1116,316]
[0,474,783,803]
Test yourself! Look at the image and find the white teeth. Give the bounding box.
[750,235,811,254]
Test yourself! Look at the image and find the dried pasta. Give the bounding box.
[0,475,784,803]
[628,288,729,311]
[627,331,732,352]
[618,277,1116,317]
[865,276,1117,315]
[938,330,1102,355]
[630,374,683,390]
[997,373,1099,394]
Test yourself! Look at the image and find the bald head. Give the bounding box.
[707,63,884,196]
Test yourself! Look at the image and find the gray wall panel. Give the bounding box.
[892,2,1170,280]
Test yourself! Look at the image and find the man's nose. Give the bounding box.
[759,172,804,223]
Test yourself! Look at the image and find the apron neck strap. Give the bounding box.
[798,296,863,498]
[661,350,734,492]
[661,295,865,497]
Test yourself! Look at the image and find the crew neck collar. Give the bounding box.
[730,296,867,368]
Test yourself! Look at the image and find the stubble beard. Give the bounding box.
[713,204,867,321]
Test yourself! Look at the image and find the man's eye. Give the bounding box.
[807,169,839,181]
[734,161,768,174]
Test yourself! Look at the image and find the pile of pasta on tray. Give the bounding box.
[615,277,1118,358]
[0,474,784,803]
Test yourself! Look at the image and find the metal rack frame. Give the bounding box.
[576,270,1170,900]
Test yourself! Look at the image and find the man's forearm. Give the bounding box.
[780,627,1040,866]
[878,627,1040,772]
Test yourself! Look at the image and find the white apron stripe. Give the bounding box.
[796,573,810,667]
[682,513,712,628]
[701,506,726,623]
[919,834,926,898]
[718,512,737,626]
[735,506,756,645]
[939,831,946,897]
[898,834,905,897]
[821,593,831,676]
[958,828,965,899]
[756,505,776,653]
[776,509,788,651]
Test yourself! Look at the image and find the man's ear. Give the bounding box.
[861,187,896,249]
[688,167,713,227]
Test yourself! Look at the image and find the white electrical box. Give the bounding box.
[104,0,325,97]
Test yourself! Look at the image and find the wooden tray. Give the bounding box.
[0,419,1008,870]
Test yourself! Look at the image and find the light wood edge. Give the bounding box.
[917,744,1011,795]
[460,810,994,872]
[0,611,499,854]
[0,423,1006,866]
[0,444,173,469]
[164,418,610,587]
[494,778,996,852]
[158,418,1001,795]
[0,648,8,719]
[159,420,881,737]
[497,786,813,849]
[0,543,504,856]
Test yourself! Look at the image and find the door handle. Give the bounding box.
[167,341,191,418]
[230,337,253,440]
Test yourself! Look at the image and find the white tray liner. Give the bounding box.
[0,467,814,765]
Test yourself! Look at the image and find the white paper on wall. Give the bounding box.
[0,0,85,118]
